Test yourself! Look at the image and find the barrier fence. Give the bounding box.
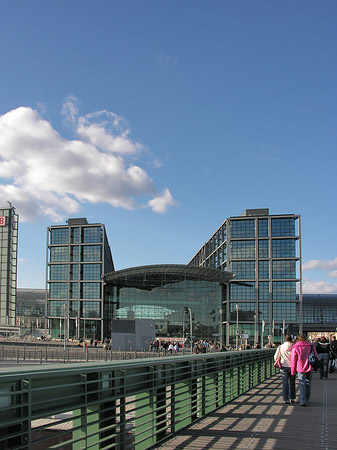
[0,349,276,450]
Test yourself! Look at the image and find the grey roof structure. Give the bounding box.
[104,264,236,291]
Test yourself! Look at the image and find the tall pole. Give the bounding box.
[189,308,193,355]
[182,310,185,355]
[219,309,223,350]
[63,303,67,352]
[83,308,86,344]
[236,304,239,350]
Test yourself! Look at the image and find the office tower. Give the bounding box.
[0,204,18,327]
[189,209,302,346]
[46,218,114,341]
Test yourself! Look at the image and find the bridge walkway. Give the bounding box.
[157,371,337,450]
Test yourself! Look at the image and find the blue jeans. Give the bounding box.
[280,367,296,401]
[297,371,312,405]
[319,353,329,378]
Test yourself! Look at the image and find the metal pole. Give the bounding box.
[219,309,223,350]
[236,304,239,350]
[63,304,67,353]
[182,310,185,355]
[189,308,193,355]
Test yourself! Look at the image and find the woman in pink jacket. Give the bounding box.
[291,333,320,407]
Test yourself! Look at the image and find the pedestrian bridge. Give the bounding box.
[1,350,334,449]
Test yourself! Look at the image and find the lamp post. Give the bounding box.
[184,307,193,354]
[83,308,86,346]
[219,309,223,350]
[63,303,67,352]
[254,313,257,347]
[236,304,240,350]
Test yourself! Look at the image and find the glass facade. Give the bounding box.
[114,280,223,339]
[0,206,18,327]
[189,209,302,346]
[46,219,114,341]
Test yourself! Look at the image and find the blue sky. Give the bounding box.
[0,1,337,293]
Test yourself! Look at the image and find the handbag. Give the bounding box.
[274,357,282,369]
[308,344,321,370]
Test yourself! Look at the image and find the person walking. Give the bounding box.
[316,336,330,379]
[274,335,296,404]
[291,334,320,407]
[330,335,337,373]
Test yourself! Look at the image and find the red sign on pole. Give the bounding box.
[0,216,5,226]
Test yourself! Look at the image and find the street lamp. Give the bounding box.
[63,303,67,352]
[219,309,223,350]
[83,308,86,345]
[183,306,193,354]
[236,304,240,350]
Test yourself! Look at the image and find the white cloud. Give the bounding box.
[61,95,80,124]
[303,257,337,271]
[328,270,337,278]
[147,188,177,213]
[302,279,337,294]
[0,103,176,222]
[157,53,178,69]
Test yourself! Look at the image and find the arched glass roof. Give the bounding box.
[104,264,236,291]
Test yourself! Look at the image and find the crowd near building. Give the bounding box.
[1,204,337,346]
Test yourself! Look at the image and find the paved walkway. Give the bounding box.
[158,371,337,450]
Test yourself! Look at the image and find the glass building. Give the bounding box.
[188,209,302,346]
[104,265,234,343]
[0,205,18,328]
[46,218,114,341]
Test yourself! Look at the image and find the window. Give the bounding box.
[50,247,68,263]
[49,283,68,299]
[230,282,256,300]
[229,302,256,321]
[80,301,101,318]
[49,264,68,281]
[273,302,298,321]
[70,227,79,244]
[50,228,69,244]
[70,264,79,280]
[272,260,296,279]
[70,246,79,262]
[81,282,101,299]
[258,240,269,258]
[230,220,255,238]
[258,261,269,279]
[232,261,255,279]
[81,264,101,281]
[272,281,296,300]
[82,227,102,243]
[271,218,296,237]
[81,246,101,262]
[272,239,296,258]
[69,282,79,299]
[231,241,255,259]
[258,219,269,237]
[259,281,270,300]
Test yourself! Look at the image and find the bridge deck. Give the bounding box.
[158,371,336,450]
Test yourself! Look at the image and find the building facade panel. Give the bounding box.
[0,205,18,327]
[188,208,302,346]
[46,218,114,341]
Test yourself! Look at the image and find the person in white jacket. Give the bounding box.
[274,335,296,404]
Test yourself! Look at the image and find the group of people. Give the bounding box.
[274,334,337,407]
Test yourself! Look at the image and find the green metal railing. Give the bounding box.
[0,349,276,450]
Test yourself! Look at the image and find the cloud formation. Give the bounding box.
[0,101,175,222]
[303,257,337,271]
[302,279,337,294]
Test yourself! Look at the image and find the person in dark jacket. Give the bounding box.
[329,335,337,373]
[316,336,330,379]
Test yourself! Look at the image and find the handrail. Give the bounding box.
[0,349,276,449]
